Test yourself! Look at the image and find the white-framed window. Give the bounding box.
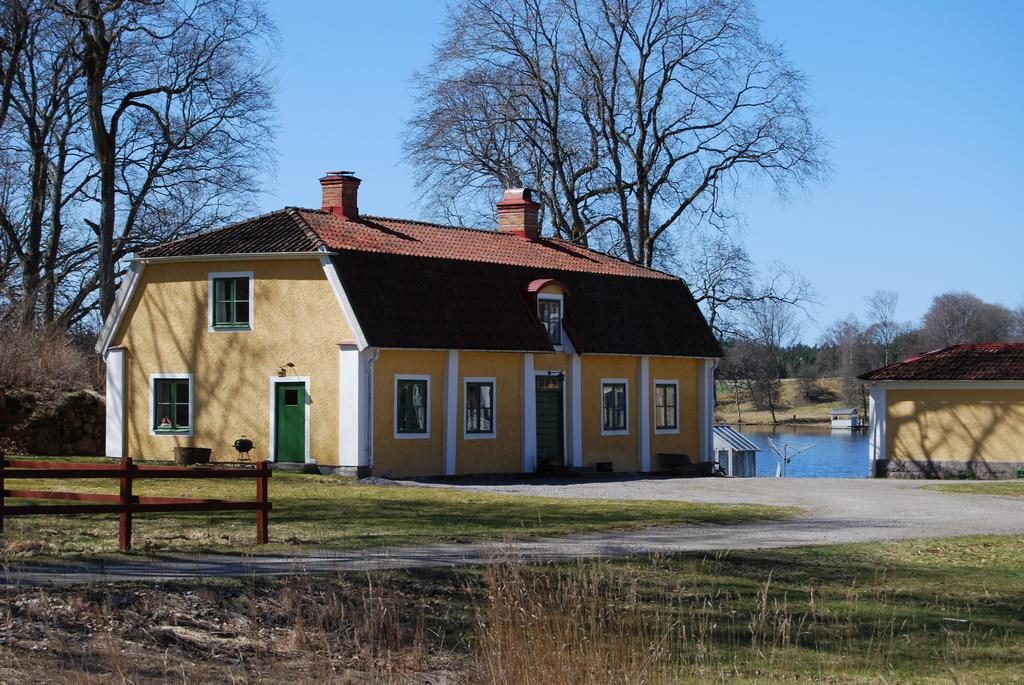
[150,373,194,436]
[208,271,254,331]
[601,378,629,436]
[654,379,680,434]
[538,293,563,346]
[394,375,430,439]
[464,377,496,439]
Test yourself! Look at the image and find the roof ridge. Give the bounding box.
[286,207,328,251]
[296,208,677,281]
[136,207,321,258]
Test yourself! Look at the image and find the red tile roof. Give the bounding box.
[140,208,674,280]
[137,205,721,356]
[859,344,1024,381]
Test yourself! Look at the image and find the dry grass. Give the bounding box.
[2,535,1021,683]
[716,377,849,426]
[0,464,793,559]
[925,481,1024,497]
[0,325,100,391]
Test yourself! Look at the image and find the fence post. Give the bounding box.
[119,456,134,551]
[256,460,269,544]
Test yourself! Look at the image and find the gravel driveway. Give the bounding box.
[3,478,1021,585]
[413,476,1024,542]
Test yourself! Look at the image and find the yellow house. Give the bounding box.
[96,172,722,477]
[861,343,1024,479]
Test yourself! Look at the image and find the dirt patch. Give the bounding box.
[0,574,472,684]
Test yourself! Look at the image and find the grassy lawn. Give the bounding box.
[925,481,1024,497]
[0,459,793,558]
[716,376,850,425]
[2,535,1020,683]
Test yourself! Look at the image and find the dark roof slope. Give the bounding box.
[859,343,1024,381]
[140,209,323,257]
[333,252,721,356]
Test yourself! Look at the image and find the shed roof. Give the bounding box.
[713,425,760,452]
[859,343,1024,381]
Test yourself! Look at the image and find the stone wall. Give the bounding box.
[879,458,1024,480]
[1,388,105,456]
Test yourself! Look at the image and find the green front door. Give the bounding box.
[274,382,306,463]
[536,375,564,467]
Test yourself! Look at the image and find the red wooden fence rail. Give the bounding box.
[0,456,271,551]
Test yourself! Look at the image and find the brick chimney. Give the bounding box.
[320,171,361,219]
[496,188,541,240]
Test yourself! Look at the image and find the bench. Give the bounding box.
[656,453,711,477]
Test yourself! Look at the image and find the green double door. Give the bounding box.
[535,375,564,466]
[274,382,306,463]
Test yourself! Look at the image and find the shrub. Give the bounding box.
[0,325,100,391]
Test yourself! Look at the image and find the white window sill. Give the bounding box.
[208,325,252,333]
[464,432,496,440]
[394,432,430,440]
[600,429,629,437]
[654,427,680,435]
[150,428,194,437]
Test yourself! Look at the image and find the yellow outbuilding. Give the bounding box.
[96,172,722,477]
[860,343,1024,479]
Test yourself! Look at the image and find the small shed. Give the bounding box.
[712,425,759,477]
[830,408,860,429]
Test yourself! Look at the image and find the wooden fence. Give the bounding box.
[0,455,271,551]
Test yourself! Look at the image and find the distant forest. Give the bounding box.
[717,290,1024,423]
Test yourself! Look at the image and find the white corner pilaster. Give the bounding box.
[697,358,717,462]
[522,353,536,472]
[105,347,126,459]
[868,384,887,478]
[320,254,368,350]
[339,344,372,468]
[444,350,459,476]
[638,355,651,472]
[570,354,583,467]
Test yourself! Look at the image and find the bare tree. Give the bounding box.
[865,289,905,366]
[405,0,828,268]
[0,0,30,132]
[919,291,1017,350]
[820,315,871,413]
[0,1,94,327]
[59,0,277,320]
[680,229,814,339]
[736,299,801,424]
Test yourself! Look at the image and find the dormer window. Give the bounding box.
[538,296,562,345]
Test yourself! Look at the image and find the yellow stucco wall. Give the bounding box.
[887,388,1024,463]
[649,357,701,461]
[457,352,523,473]
[581,355,639,471]
[371,349,446,477]
[113,258,350,464]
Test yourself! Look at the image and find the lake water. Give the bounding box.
[730,425,870,479]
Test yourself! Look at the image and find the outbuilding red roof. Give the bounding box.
[859,344,1024,381]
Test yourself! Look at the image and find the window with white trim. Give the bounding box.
[654,381,679,432]
[465,378,495,437]
[601,380,628,434]
[208,271,253,331]
[395,376,430,437]
[538,295,562,345]
[152,375,192,434]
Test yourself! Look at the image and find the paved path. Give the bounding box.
[3,478,1021,585]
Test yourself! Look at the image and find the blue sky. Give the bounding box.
[260,1,1023,342]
